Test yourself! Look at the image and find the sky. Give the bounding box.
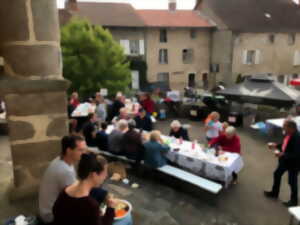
[57,0,197,9]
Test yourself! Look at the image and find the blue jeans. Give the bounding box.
[113,212,133,225]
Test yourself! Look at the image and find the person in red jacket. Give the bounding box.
[209,126,241,154]
[139,93,155,115]
[209,126,241,184]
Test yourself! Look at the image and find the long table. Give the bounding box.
[163,137,244,188]
[105,125,243,187]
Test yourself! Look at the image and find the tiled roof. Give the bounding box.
[137,10,214,28]
[69,2,145,27]
[198,0,300,32]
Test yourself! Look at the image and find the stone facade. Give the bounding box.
[0,0,69,200]
[145,28,211,90]
[107,27,146,60]
[232,33,300,83]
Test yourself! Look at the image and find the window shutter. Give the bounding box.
[139,40,145,55]
[120,40,130,55]
[294,51,300,66]
[255,50,261,64]
[243,50,248,64]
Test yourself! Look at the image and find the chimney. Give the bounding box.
[169,0,177,11]
[65,0,78,11]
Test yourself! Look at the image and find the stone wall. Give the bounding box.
[145,28,211,90]
[232,33,300,80]
[0,0,69,200]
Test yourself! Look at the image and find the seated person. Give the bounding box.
[82,113,98,147]
[169,120,189,141]
[53,153,133,225]
[112,107,130,124]
[121,120,144,165]
[96,122,109,151]
[143,130,170,168]
[209,126,241,184]
[208,126,241,154]
[108,120,128,154]
[39,136,108,224]
[134,108,153,131]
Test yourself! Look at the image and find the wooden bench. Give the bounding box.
[157,165,222,194]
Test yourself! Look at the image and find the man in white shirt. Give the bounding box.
[39,135,87,223]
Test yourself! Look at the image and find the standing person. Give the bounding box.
[70,92,80,109]
[111,94,125,120]
[143,130,170,168]
[264,120,300,207]
[96,122,109,151]
[95,93,107,122]
[139,93,155,115]
[169,120,189,141]
[82,113,98,147]
[134,109,153,132]
[205,111,222,142]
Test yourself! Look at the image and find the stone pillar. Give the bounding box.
[0,0,69,200]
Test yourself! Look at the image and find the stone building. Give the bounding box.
[137,1,214,90]
[0,0,69,200]
[196,0,300,86]
[60,0,215,91]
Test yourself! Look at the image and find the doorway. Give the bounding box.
[188,73,196,88]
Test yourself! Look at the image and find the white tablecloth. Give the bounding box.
[71,103,95,117]
[163,137,244,188]
[266,116,300,129]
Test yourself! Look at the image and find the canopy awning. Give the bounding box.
[217,75,300,108]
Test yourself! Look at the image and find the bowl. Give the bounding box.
[114,199,132,220]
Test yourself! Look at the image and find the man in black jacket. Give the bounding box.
[264,120,300,207]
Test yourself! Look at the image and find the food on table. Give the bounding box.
[218,155,228,162]
[114,200,130,219]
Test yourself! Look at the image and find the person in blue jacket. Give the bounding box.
[143,130,170,168]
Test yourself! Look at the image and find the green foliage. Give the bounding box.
[61,18,131,98]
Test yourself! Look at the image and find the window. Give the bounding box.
[120,40,130,55]
[159,49,168,64]
[278,75,285,83]
[293,73,299,79]
[182,49,194,64]
[294,50,300,66]
[268,34,275,44]
[190,29,196,39]
[160,29,167,43]
[129,40,139,55]
[243,50,261,65]
[288,33,296,46]
[157,72,169,83]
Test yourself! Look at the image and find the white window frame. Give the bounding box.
[159,49,168,64]
[293,50,300,66]
[243,50,261,65]
[120,40,130,55]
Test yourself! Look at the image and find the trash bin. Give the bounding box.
[228,112,243,127]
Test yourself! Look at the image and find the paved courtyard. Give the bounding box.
[0,119,294,225]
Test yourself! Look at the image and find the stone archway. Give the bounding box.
[0,0,69,200]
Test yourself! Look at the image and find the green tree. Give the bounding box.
[61,18,131,98]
